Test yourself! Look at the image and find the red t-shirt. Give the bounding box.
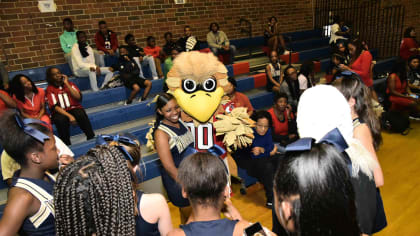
[400,38,419,61]
[231,92,254,114]
[268,108,292,136]
[144,46,162,58]
[13,87,46,118]
[46,82,83,112]
[351,50,373,87]
[0,90,11,112]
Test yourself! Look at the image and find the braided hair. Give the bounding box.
[152,93,176,137]
[54,145,136,236]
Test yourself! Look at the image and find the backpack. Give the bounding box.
[381,111,410,135]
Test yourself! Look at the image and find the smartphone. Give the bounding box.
[409,94,419,99]
[244,222,267,236]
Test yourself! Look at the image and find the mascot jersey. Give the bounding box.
[166,51,229,157]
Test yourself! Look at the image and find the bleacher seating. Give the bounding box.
[0,28,398,210]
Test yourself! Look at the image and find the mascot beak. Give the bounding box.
[174,87,224,123]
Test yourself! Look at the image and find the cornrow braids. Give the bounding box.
[54,145,136,236]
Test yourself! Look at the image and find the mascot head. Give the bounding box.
[166,51,228,123]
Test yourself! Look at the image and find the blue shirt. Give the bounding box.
[251,128,274,158]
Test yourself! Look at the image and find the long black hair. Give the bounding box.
[274,143,360,236]
[403,27,415,38]
[152,93,176,137]
[391,59,408,82]
[348,38,364,63]
[54,145,136,235]
[333,75,383,150]
[10,74,38,103]
[0,110,50,167]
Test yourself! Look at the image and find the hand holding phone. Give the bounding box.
[245,222,267,236]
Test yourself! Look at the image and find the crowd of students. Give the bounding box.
[0,13,418,236]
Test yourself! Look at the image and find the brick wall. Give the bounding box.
[0,0,314,72]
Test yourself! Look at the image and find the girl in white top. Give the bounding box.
[266,51,282,92]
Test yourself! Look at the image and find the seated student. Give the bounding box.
[59,18,78,70]
[264,16,287,55]
[407,55,420,94]
[168,152,273,236]
[387,59,420,119]
[330,15,351,46]
[265,50,282,92]
[46,67,95,145]
[0,87,16,112]
[177,25,202,52]
[163,46,180,91]
[71,31,114,91]
[400,27,420,61]
[231,110,276,207]
[10,74,51,126]
[144,36,164,79]
[55,134,173,236]
[273,141,360,236]
[329,52,347,82]
[223,77,254,116]
[0,111,59,235]
[0,60,10,90]
[279,65,300,110]
[94,20,119,65]
[163,32,177,57]
[125,33,160,80]
[207,22,236,64]
[110,46,152,105]
[268,92,298,151]
[297,60,315,93]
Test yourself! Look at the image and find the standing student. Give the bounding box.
[168,153,274,236]
[71,31,114,91]
[400,27,419,61]
[110,46,152,105]
[265,50,282,92]
[274,142,360,236]
[97,133,173,236]
[59,18,77,70]
[0,111,59,235]
[333,75,387,234]
[10,74,51,126]
[152,93,195,223]
[46,67,95,145]
[339,38,373,87]
[125,33,160,80]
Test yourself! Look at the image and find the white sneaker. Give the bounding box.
[152,76,159,80]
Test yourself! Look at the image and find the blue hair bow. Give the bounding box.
[96,134,138,162]
[15,114,50,144]
[285,128,348,153]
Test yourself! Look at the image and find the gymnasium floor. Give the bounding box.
[168,121,420,235]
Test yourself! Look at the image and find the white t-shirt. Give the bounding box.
[330,23,345,44]
[298,74,308,90]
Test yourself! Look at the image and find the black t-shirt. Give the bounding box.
[177,36,201,52]
[126,45,144,58]
[163,41,177,55]
[112,56,140,82]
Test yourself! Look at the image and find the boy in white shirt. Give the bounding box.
[71,31,114,91]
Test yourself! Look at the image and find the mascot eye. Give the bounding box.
[182,79,197,93]
[203,78,216,92]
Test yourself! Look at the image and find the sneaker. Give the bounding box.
[265,201,273,208]
[152,76,159,80]
[409,113,420,120]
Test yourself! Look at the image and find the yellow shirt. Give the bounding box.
[1,151,20,181]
